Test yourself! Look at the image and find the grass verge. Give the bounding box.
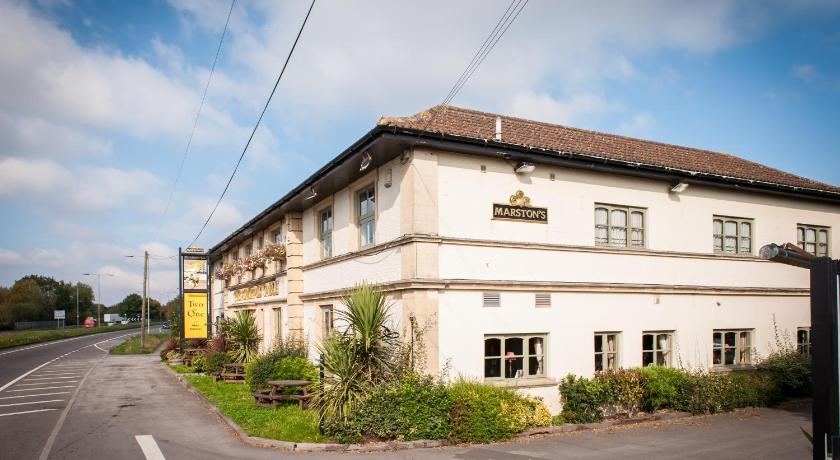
[0,323,148,350]
[185,375,329,443]
[169,364,197,374]
[111,333,169,354]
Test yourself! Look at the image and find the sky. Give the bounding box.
[1,0,839,306]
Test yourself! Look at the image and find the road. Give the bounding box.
[0,328,146,460]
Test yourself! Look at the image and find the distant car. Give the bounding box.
[83,318,97,328]
[161,321,170,330]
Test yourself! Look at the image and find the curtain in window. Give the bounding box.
[595,208,608,244]
[656,333,669,366]
[713,219,723,251]
[805,228,816,254]
[630,211,644,247]
[610,210,627,246]
[739,222,751,253]
[724,221,737,253]
[739,331,751,364]
[606,334,616,369]
[818,230,829,256]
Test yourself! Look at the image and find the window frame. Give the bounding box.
[357,184,376,248]
[483,333,547,380]
[273,307,282,342]
[713,215,754,256]
[321,304,334,337]
[594,204,646,249]
[642,331,673,367]
[797,327,811,356]
[712,329,754,368]
[594,332,621,371]
[318,207,334,259]
[797,224,830,257]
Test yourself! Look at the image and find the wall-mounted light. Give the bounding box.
[384,168,393,188]
[303,187,318,200]
[514,161,535,174]
[360,151,372,171]
[670,181,689,193]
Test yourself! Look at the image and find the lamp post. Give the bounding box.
[83,272,114,327]
[75,283,79,327]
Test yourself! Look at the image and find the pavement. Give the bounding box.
[2,334,815,459]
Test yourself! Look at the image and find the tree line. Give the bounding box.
[0,274,181,329]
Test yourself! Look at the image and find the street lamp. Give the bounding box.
[83,272,114,326]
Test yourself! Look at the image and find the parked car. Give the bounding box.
[161,321,170,330]
[83,318,97,328]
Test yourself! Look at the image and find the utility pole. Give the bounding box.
[75,283,79,327]
[141,250,148,348]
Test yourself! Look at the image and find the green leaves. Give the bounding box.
[225,311,261,363]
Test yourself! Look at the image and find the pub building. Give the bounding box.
[209,105,840,412]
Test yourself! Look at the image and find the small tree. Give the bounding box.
[225,311,261,363]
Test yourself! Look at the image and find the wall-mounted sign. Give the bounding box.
[183,292,208,339]
[492,190,547,223]
[233,280,279,302]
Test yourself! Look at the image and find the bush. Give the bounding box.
[204,351,229,375]
[640,366,688,411]
[246,354,318,392]
[558,374,605,423]
[448,380,544,443]
[758,350,811,398]
[598,369,645,417]
[191,355,206,372]
[160,337,179,360]
[324,373,452,443]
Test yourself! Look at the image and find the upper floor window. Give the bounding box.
[642,331,673,367]
[798,224,829,256]
[713,216,752,255]
[273,230,283,245]
[595,204,645,248]
[594,332,620,371]
[484,334,545,379]
[358,185,376,247]
[713,329,753,367]
[243,244,251,258]
[319,208,333,259]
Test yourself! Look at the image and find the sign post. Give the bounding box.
[179,247,209,351]
[54,309,65,329]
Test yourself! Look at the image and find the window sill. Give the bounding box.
[485,377,557,388]
[711,365,756,374]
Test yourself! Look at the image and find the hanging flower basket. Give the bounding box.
[215,244,287,283]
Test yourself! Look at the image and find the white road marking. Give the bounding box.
[0,335,91,356]
[24,376,80,381]
[0,408,57,417]
[0,399,63,408]
[8,386,76,392]
[135,435,167,460]
[16,381,79,386]
[37,364,97,460]
[31,372,82,376]
[0,392,70,400]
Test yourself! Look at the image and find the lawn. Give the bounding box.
[0,323,146,350]
[168,364,197,374]
[185,375,329,443]
[111,333,169,354]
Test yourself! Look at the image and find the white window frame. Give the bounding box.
[594,204,646,248]
[798,224,830,257]
[797,327,811,356]
[357,185,376,248]
[712,329,753,367]
[273,307,282,342]
[319,207,333,259]
[713,216,753,255]
[483,333,546,380]
[642,331,673,367]
[594,332,621,371]
[321,304,334,337]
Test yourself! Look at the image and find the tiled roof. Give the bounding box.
[378,105,840,195]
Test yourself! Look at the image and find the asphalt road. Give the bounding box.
[0,328,145,460]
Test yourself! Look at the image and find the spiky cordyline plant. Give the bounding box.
[314,283,399,420]
[225,310,261,363]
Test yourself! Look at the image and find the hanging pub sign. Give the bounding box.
[180,246,210,342]
[492,190,548,223]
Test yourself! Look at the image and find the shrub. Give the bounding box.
[204,351,229,375]
[558,374,605,423]
[448,380,541,443]
[160,337,179,360]
[247,354,318,392]
[206,334,230,353]
[640,366,688,411]
[225,311,261,363]
[324,373,452,443]
[758,350,811,398]
[598,369,645,417]
[191,355,206,372]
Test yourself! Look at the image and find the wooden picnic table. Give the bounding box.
[254,379,312,409]
[213,363,246,384]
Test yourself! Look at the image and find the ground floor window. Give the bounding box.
[594,332,620,371]
[484,334,546,379]
[273,307,282,341]
[642,331,673,367]
[797,327,811,356]
[321,305,334,337]
[713,329,753,367]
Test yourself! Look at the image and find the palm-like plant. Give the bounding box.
[315,283,398,420]
[225,311,261,363]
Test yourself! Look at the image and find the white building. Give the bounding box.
[209,105,840,413]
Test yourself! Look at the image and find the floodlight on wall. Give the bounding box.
[514,161,536,174]
[670,181,690,193]
[360,151,372,171]
[759,242,813,269]
[303,187,318,200]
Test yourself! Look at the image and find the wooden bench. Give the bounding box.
[182,349,202,367]
[213,363,246,384]
[253,379,312,409]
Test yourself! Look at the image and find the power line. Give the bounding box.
[187,0,317,248]
[154,0,237,242]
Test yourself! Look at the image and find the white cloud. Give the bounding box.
[509,92,623,125]
[792,64,820,82]
[618,112,656,135]
[0,113,112,159]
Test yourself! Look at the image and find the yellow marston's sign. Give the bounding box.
[233,281,279,302]
[183,292,208,339]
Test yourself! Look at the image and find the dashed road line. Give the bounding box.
[135,435,167,460]
[0,408,58,417]
[0,392,70,400]
[0,399,64,408]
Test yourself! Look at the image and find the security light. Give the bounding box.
[514,161,535,174]
[759,242,813,269]
[360,151,372,171]
[670,181,690,193]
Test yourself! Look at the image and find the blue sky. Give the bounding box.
[1,0,839,305]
